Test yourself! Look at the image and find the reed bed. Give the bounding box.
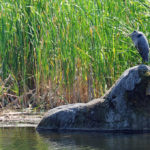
[0,0,149,110]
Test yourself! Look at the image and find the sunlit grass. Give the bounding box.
[0,0,149,108]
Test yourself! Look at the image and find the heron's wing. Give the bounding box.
[137,37,149,61]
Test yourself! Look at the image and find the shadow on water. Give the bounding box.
[38,130,150,150]
[1,127,150,150]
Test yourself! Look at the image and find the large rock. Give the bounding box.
[37,65,150,132]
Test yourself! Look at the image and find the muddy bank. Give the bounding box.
[0,110,44,127]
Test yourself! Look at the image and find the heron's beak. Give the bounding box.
[129,33,133,37]
[129,31,136,37]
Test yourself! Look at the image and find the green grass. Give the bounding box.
[0,0,150,108]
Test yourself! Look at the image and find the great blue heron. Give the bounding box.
[129,31,149,63]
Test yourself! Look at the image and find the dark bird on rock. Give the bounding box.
[129,31,149,63]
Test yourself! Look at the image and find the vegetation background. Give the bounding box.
[0,0,149,111]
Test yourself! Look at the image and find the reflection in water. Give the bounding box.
[0,128,48,150]
[0,128,150,150]
[38,130,150,150]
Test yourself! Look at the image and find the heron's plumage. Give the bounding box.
[129,31,149,62]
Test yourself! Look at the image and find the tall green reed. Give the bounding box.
[0,0,149,106]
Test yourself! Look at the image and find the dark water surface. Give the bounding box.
[0,127,150,150]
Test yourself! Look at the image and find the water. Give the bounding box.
[0,127,150,150]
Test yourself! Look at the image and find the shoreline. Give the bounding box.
[0,109,44,128]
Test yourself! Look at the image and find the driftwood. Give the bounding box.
[37,65,150,132]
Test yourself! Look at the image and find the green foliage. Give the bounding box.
[0,0,149,101]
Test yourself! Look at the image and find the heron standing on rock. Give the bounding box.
[129,31,149,63]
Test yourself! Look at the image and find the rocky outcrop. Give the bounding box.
[37,65,150,132]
